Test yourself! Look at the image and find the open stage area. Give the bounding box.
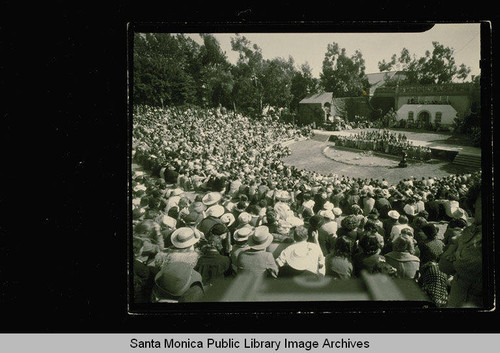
[282,138,478,185]
[315,128,481,155]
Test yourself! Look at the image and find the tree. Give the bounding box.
[198,34,234,108]
[377,42,473,84]
[320,43,369,97]
[230,35,265,115]
[133,33,200,106]
[290,62,319,112]
[260,56,296,109]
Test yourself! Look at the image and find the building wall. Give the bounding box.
[396,104,458,126]
[375,83,480,119]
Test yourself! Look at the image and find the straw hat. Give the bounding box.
[388,210,400,220]
[323,201,334,211]
[202,192,222,206]
[233,227,254,242]
[285,246,316,271]
[247,226,273,250]
[238,212,252,225]
[206,204,225,218]
[220,213,236,227]
[332,207,343,217]
[170,227,201,249]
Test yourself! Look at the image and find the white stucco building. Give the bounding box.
[396,104,458,127]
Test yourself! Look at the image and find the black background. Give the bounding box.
[1,1,498,333]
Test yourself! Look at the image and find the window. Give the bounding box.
[435,112,442,124]
[408,111,414,122]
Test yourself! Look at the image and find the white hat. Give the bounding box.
[318,210,336,221]
[452,208,468,221]
[403,204,417,217]
[238,212,252,224]
[388,210,400,220]
[206,204,225,218]
[285,246,316,271]
[233,227,253,242]
[302,200,315,209]
[220,213,236,227]
[202,192,222,206]
[171,227,201,249]
[161,215,177,229]
[286,216,304,227]
[323,201,334,211]
[332,207,343,216]
[133,184,147,192]
[170,188,184,197]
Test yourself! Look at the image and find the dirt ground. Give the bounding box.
[282,139,476,185]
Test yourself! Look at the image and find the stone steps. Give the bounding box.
[452,153,482,169]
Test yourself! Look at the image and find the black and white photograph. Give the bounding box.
[129,23,492,311]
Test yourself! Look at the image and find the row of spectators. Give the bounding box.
[132,106,483,308]
[334,129,433,161]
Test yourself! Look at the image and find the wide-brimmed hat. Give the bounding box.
[238,212,252,225]
[318,209,336,221]
[285,246,315,271]
[206,204,225,218]
[452,207,468,221]
[323,201,334,211]
[332,207,342,217]
[247,226,273,250]
[275,190,291,202]
[154,262,202,297]
[202,192,222,206]
[403,204,417,217]
[388,210,400,220]
[233,227,254,242]
[160,215,177,229]
[220,213,236,227]
[169,188,184,197]
[302,200,315,210]
[170,227,200,249]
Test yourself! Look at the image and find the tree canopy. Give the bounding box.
[320,43,369,97]
[377,42,472,84]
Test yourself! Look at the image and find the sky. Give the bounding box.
[185,23,481,80]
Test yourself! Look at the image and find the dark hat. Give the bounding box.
[210,223,228,236]
[163,168,179,185]
[182,211,201,226]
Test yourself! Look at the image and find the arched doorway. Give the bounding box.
[417,110,431,129]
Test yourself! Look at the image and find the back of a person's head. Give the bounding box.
[359,234,380,255]
[308,215,323,231]
[341,215,359,231]
[134,219,157,238]
[421,223,438,240]
[333,236,353,258]
[293,225,309,242]
[398,215,409,224]
[392,235,413,253]
[363,220,378,233]
[448,217,467,229]
[168,206,179,219]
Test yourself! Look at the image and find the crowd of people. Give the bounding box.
[132,105,483,308]
[334,129,433,161]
